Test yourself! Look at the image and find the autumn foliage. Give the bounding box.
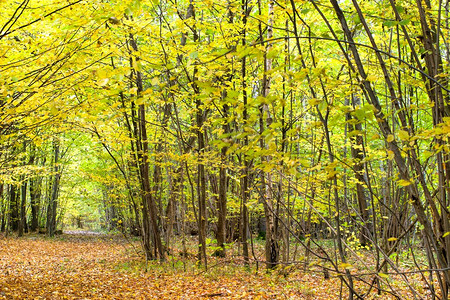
[1,0,449,299]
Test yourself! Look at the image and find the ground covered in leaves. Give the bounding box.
[0,232,429,299]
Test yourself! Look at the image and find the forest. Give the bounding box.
[0,0,449,299]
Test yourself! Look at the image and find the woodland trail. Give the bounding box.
[0,232,414,299]
[0,232,311,299]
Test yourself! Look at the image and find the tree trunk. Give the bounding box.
[29,169,41,232]
[127,31,165,261]
[196,93,207,268]
[0,184,5,232]
[216,108,228,258]
[17,179,27,237]
[9,184,19,232]
[47,139,60,237]
[258,0,279,270]
[347,95,372,246]
[240,0,250,266]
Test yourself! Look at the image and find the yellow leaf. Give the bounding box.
[98,78,109,87]
[135,97,145,105]
[129,87,138,95]
[151,77,159,86]
[308,98,321,106]
[339,263,353,270]
[366,75,377,82]
[132,58,141,71]
[387,150,394,160]
[398,130,409,141]
[387,134,394,142]
[443,232,450,238]
[423,150,433,160]
[378,272,389,279]
[387,237,397,242]
[398,179,412,187]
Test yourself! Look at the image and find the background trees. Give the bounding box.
[1,0,449,298]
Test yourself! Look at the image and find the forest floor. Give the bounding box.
[0,231,431,299]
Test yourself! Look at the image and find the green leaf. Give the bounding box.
[190,51,198,59]
[395,5,405,13]
[383,20,398,28]
[399,19,410,26]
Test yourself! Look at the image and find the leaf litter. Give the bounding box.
[0,233,427,299]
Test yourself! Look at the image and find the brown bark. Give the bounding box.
[240,0,250,266]
[128,32,165,261]
[17,179,27,237]
[29,161,41,232]
[347,95,371,246]
[258,0,279,270]
[216,99,229,257]
[9,184,18,232]
[46,139,60,237]
[0,184,4,232]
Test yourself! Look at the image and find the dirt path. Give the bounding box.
[1,232,421,299]
[0,233,313,299]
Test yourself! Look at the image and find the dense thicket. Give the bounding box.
[1,0,449,298]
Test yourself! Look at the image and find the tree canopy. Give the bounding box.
[1,0,449,298]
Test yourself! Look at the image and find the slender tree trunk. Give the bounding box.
[258,0,279,270]
[29,154,41,232]
[196,95,207,268]
[9,185,19,232]
[216,121,228,257]
[17,179,27,237]
[0,184,4,232]
[321,114,355,300]
[180,1,207,268]
[47,139,60,237]
[347,95,371,246]
[126,30,165,261]
[240,0,250,266]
